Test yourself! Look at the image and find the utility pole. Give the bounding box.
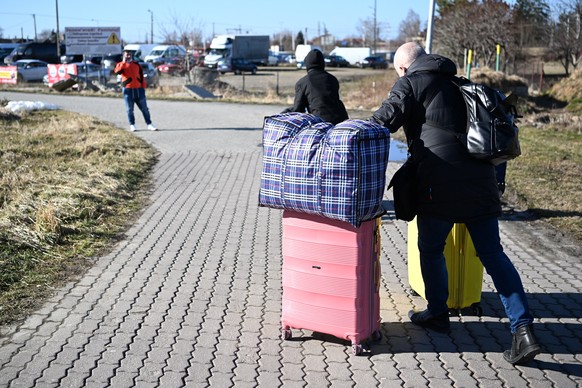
[55,0,60,57]
[148,9,153,43]
[373,0,377,54]
[32,14,37,41]
[426,0,436,54]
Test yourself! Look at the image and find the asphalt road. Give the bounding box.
[0,90,408,158]
[1,91,281,153]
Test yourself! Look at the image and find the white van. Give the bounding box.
[144,45,186,65]
[124,44,157,61]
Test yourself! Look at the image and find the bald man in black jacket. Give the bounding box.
[371,42,540,366]
[286,49,348,124]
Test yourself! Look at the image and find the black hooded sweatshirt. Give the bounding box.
[289,50,348,124]
[372,54,501,222]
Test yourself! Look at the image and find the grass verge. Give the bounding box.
[505,124,582,241]
[0,109,158,326]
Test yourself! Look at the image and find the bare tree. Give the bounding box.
[158,12,204,48]
[357,17,389,49]
[434,0,517,71]
[397,10,423,43]
[273,30,294,52]
[37,29,57,43]
[551,0,582,74]
[513,0,552,47]
[436,0,470,12]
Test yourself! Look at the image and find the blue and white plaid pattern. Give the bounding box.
[259,112,390,226]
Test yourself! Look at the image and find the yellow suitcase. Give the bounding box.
[407,217,484,315]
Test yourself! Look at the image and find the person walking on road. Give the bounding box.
[114,49,157,131]
[370,42,541,365]
[284,49,348,124]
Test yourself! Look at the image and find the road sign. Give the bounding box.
[65,27,122,55]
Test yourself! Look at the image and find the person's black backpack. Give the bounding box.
[453,76,521,166]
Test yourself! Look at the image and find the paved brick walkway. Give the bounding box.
[0,92,580,387]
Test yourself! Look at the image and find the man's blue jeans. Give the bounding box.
[417,215,533,333]
[122,87,151,125]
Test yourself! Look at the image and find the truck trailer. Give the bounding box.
[204,35,269,68]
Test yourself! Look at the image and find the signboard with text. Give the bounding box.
[65,27,122,55]
[0,66,17,84]
[46,64,79,86]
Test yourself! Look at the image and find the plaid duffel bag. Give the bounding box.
[259,112,390,227]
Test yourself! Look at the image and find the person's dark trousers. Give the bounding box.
[122,87,152,126]
[417,215,534,333]
[495,162,507,194]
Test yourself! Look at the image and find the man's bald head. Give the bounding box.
[393,42,427,77]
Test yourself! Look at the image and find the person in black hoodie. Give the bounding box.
[371,42,540,365]
[286,49,348,124]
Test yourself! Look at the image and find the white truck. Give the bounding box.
[329,47,372,67]
[294,44,323,69]
[204,35,270,69]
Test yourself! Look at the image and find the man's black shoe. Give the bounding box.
[408,309,450,333]
[503,324,541,365]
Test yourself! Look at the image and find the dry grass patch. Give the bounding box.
[506,124,582,240]
[0,109,157,325]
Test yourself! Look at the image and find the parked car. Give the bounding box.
[267,53,279,66]
[102,53,123,74]
[43,62,109,86]
[324,54,350,68]
[361,56,388,69]
[60,55,102,65]
[115,61,159,88]
[140,61,159,87]
[156,57,187,76]
[14,59,49,82]
[218,58,257,75]
[71,62,110,82]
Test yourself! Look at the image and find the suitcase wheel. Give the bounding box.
[468,304,483,316]
[449,304,483,317]
[352,344,363,356]
[282,329,292,341]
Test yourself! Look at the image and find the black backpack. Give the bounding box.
[426,76,522,166]
[453,76,521,166]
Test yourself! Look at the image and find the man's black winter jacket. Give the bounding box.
[372,54,501,222]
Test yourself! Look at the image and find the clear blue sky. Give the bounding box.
[0,0,433,45]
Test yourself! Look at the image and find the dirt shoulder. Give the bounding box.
[500,199,582,264]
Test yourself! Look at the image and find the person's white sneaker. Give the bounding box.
[130,124,136,132]
[147,124,157,131]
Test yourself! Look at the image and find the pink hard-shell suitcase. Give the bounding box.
[281,210,382,355]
